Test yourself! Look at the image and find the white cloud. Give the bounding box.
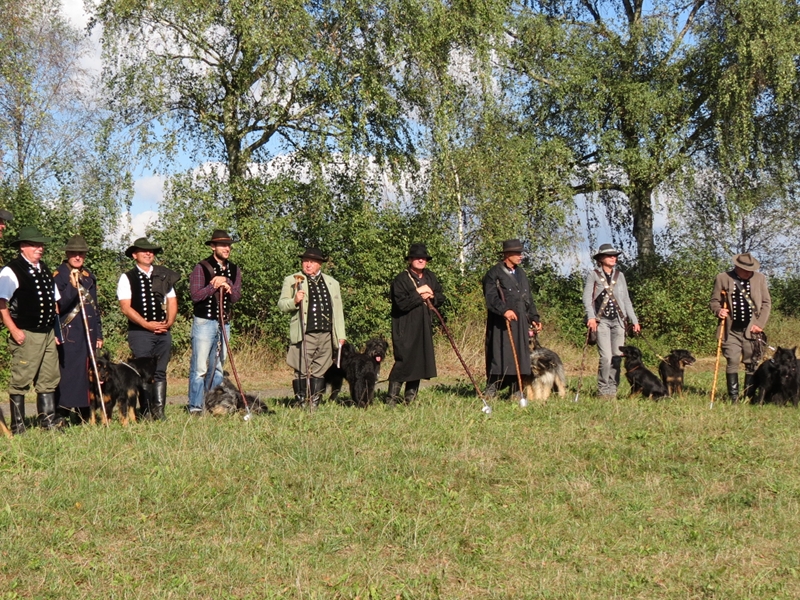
[61,0,103,75]
[129,211,159,238]
[133,174,166,210]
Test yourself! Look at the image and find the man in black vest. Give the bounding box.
[117,237,180,420]
[187,229,242,414]
[0,226,62,433]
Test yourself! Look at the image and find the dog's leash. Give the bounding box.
[629,330,667,365]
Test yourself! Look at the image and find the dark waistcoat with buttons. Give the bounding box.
[305,273,332,333]
[125,267,166,330]
[193,257,238,321]
[7,256,57,333]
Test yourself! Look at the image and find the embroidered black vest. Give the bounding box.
[193,257,238,320]
[7,256,57,333]
[305,273,332,333]
[125,267,166,330]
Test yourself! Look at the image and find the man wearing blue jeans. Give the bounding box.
[187,230,242,414]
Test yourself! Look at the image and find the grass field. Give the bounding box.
[2,364,800,599]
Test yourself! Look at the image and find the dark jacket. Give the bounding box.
[388,268,445,382]
[483,261,540,377]
[710,270,771,340]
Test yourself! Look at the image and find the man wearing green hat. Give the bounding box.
[0,226,62,433]
[117,237,181,419]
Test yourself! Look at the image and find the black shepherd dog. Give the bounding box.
[619,345,668,400]
[658,349,696,396]
[204,376,269,416]
[92,353,157,425]
[325,338,388,407]
[750,346,799,406]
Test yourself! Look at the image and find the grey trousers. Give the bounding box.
[287,331,334,378]
[723,328,756,374]
[596,317,625,396]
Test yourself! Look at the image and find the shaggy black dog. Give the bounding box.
[93,353,157,425]
[658,349,696,396]
[751,347,799,406]
[204,376,269,416]
[619,345,668,400]
[522,336,566,402]
[330,338,388,407]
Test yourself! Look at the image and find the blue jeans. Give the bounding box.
[188,317,228,410]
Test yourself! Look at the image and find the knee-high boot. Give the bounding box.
[743,366,755,403]
[152,381,167,421]
[404,380,420,404]
[10,394,26,435]
[726,373,740,404]
[386,381,402,406]
[139,383,153,419]
[292,378,307,405]
[37,393,63,430]
[310,378,326,409]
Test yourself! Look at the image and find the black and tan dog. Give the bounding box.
[522,336,566,402]
[751,347,799,406]
[658,349,696,396]
[204,376,269,416]
[619,345,668,400]
[326,338,388,407]
[92,353,156,425]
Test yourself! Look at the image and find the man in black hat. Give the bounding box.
[710,252,771,403]
[583,243,640,398]
[482,239,542,398]
[0,226,62,432]
[117,237,181,419]
[277,248,346,408]
[54,235,104,423]
[187,229,242,414]
[387,243,446,405]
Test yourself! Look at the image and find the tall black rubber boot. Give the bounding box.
[404,380,420,404]
[726,373,740,404]
[743,368,756,403]
[37,393,64,430]
[139,383,153,420]
[310,377,326,409]
[10,394,26,435]
[292,378,307,406]
[386,381,402,406]
[152,381,167,421]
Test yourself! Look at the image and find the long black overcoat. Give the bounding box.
[388,268,445,382]
[54,263,103,408]
[483,262,539,377]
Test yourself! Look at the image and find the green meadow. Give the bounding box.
[2,369,800,599]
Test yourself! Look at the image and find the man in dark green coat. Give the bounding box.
[387,244,445,405]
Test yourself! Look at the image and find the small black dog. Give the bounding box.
[329,338,388,407]
[204,376,269,416]
[522,337,566,402]
[751,347,799,406]
[619,345,668,400]
[93,353,156,425]
[658,349,696,396]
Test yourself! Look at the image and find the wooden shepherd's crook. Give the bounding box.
[710,289,727,409]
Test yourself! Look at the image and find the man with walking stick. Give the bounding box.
[482,239,541,399]
[186,230,242,415]
[387,243,446,405]
[54,235,104,424]
[278,248,346,409]
[710,253,771,403]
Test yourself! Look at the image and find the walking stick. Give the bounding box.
[710,290,727,409]
[294,275,312,408]
[495,280,525,405]
[574,328,591,403]
[76,275,108,426]
[425,299,492,414]
[216,289,252,421]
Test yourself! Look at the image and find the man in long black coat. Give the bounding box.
[483,239,541,397]
[54,235,103,423]
[387,243,446,404]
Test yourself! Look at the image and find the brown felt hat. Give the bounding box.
[732,252,760,272]
[63,235,90,252]
[205,229,236,245]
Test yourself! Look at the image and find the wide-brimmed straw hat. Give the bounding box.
[406,243,432,261]
[63,235,90,253]
[501,239,524,253]
[125,237,163,259]
[733,252,760,272]
[12,226,51,246]
[592,243,622,261]
[298,247,327,262]
[205,229,236,246]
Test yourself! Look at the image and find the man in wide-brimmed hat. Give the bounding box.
[0,226,62,433]
[277,247,346,408]
[386,243,446,405]
[117,237,181,419]
[582,243,641,399]
[186,229,242,414]
[482,239,542,399]
[710,252,771,403]
[54,235,104,424]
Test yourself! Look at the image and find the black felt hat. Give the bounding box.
[298,247,327,261]
[501,239,524,253]
[406,243,432,260]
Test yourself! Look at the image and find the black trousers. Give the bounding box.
[128,330,172,382]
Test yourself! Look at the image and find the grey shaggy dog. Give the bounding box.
[522,336,567,402]
[204,376,269,416]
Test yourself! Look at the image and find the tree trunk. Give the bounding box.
[629,185,656,259]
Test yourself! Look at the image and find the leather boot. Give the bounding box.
[387,381,402,406]
[139,383,154,420]
[404,380,420,404]
[743,369,756,403]
[726,373,740,404]
[310,377,326,409]
[152,381,167,421]
[10,394,26,435]
[37,393,64,430]
[292,378,307,405]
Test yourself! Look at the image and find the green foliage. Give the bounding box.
[770,275,800,319]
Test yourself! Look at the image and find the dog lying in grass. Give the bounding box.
[658,349,696,396]
[204,376,269,416]
[92,353,156,425]
[750,347,799,406]
[619,345,668,400]
[522,336,566,402]
[326,338,388,407]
